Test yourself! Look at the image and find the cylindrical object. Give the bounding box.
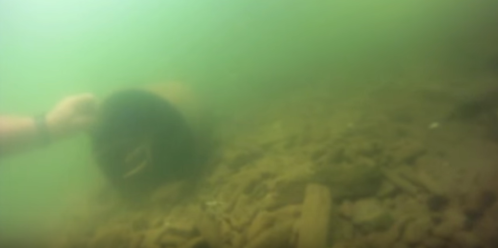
[91,82,207,198]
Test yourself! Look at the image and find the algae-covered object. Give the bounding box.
[92,83,204,197]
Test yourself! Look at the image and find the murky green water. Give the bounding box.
[1,0,498,246]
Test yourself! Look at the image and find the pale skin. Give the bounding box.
[0,93,98,157]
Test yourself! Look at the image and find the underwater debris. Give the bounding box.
[51,82,498,248]
[349,198,393,233]
[244,221,294,248]
[296,184,332,248]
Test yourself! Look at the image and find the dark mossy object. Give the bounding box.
[92,89,196,198]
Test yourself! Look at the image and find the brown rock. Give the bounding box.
[331,218,355,243]
[422,237,446,248]
[427,195,449,212]
[433,208,466,239]
[450,231,481,248]
[473,210,498,247]
[391,242,410,248]
[464,190,496,220]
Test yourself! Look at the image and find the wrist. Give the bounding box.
[45,112,67,139]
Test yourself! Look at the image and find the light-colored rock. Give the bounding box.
[382,168,419,195]
[296,184,333,248]
[397,167,444,195]
[350,198,393,232]
[272,204,301,222]
[243,221,294,248]
[246,211,275,240]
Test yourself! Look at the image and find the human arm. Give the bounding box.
[0,93,97,156]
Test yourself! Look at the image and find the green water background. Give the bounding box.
[1,0,497,239]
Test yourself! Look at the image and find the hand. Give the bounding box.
[46,93,98,138]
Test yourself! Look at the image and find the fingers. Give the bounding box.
[48,93,100,137]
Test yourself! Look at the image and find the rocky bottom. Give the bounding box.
[50,75,498,248]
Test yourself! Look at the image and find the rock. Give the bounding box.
[164,220,197,237]
[464,190,496,221]
[157,234,188,248]
[396,167,444,195]
[229,194,257,232]
[272,204,301,222]
[376,181,397,198]
[88,225,133,248]
[450,231,481,248]
[296,184,333,248]
[401,217,432,245]
[433,208,466,239]
[473,207,498,247]
[232,232,245,248]
[381,169,419,196]
[422,237,446,248]
[339,200,354,218]
[331,218,355,243]
[427,195,449,212]
[368,219,405,248]
[141,228,166,248]
[314,163,383,200]
[243,221,294,248]
[246,211,275,241]
[269,176,308,210]
[179,237,208,248]
[391,242,410,248]
[350,198,393,233]
[196,211,222,248]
